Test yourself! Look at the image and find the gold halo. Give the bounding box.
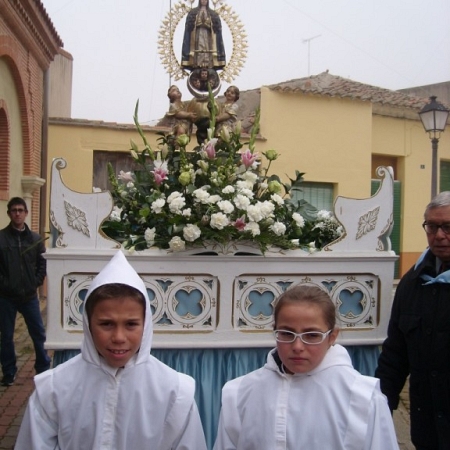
[157,0,248,83]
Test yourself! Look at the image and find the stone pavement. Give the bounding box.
[0,300,414,450]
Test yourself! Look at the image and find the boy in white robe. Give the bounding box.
[15,250,207,450]
[213,285,399,450]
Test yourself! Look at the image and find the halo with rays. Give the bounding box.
[157,0,248,83]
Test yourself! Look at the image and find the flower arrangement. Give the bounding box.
[102,99,343,254]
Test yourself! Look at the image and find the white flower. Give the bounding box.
[144,227,156,247]
[169,236,186,252]
[118,170,134,183]
[244,221,260,236]
[169,196,186,214]
[126,181,135,190]
[183,224,201,242]
[109,206,122,222]
[236,180,253,190]
[222,185,235,194]
[260,201,275,219]
[270,221,286,236]
[207,195,221,204]
[182,208,192,218]
[167,191,183,202]
[210,212,230,230]
[308,241,318,254]
[271,194,284,206]
[291,239,300,247]
[151,198,166,214]
[317,210,331,220]
[193,188,211,204]
[218,200,234,214]
[234,194,251,210]
[292,212,305,228]
[246,204,264,222]
[240,171,258,184]
[238,188,254,198]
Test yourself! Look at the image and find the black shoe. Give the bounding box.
[1,373,16,386]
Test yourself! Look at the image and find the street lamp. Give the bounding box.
[419,96,449,199]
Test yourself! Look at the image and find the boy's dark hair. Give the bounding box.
[273,285,337,330]
[7,197,27,212]
[85,283,146,322]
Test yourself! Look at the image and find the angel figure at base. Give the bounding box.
[215,86,239,137]
[165,85,196,136]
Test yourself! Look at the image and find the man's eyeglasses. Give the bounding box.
[274,329,332,345]
[9,208,26,214]
[422,222,450,235]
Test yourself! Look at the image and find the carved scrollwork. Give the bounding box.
[64,200,90,237]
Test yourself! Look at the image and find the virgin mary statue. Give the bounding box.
[181,0,226,70]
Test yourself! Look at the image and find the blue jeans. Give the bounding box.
[0,295,51,376]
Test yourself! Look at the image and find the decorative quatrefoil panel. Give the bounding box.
[234,274,378,332]
[61,273,218,332]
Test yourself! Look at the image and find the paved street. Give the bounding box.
[0,299,414,450]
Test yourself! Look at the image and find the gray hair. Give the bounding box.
[424,191,450,218]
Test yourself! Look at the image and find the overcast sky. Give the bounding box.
[41,0,450,125]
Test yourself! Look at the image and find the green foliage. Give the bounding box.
[102,96,343,253]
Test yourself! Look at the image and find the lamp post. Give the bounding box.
[419,96,449,199]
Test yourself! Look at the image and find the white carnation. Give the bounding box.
[292,212,305,228]
[218,200,235,214]
[210,212,230,230]
[222,185,235,194]
[270,221,286,236]
[151,198,166,214]
[183,224,201,242]
[270,194,284,206]
[234,194,251,210]
[169,236,186,252]
[169,196,186,213]
[246,204,264,222]
[244,221,260,236]
[144,227,156,247]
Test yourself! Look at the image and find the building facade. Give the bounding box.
[0,0,62,230]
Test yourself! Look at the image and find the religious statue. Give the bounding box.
[215,85,239,137]
[164,85,195,136]
[158,0,248,145]
[181,0,226,71]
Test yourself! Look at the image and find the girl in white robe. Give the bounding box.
[213,285,399,450]
[15,250,207,450]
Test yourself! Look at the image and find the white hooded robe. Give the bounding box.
[15,251,207,450]
[213,344,399,450]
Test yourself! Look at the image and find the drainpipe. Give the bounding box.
[40,69,49,237]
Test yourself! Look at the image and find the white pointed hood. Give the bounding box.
[81,250,153,368]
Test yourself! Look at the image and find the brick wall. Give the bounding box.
[0,0,62,231]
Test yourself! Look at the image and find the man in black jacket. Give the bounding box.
[0,197,51,386]
[376,191,450,450]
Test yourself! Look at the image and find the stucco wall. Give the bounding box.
[259,88,372,198]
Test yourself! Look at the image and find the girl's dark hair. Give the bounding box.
[273,285,336,330]
[85,283,146,322]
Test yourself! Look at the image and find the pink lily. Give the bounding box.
[151,160,168,186]
[241,149,259,169]
[204,138,218,159]
[232,215,247,231]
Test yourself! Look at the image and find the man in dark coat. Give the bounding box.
[376,191,450,450]
[0,197,50,386]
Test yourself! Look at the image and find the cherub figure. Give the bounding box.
[215,86,240,137]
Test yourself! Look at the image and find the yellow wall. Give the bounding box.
[259,88,372,198]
